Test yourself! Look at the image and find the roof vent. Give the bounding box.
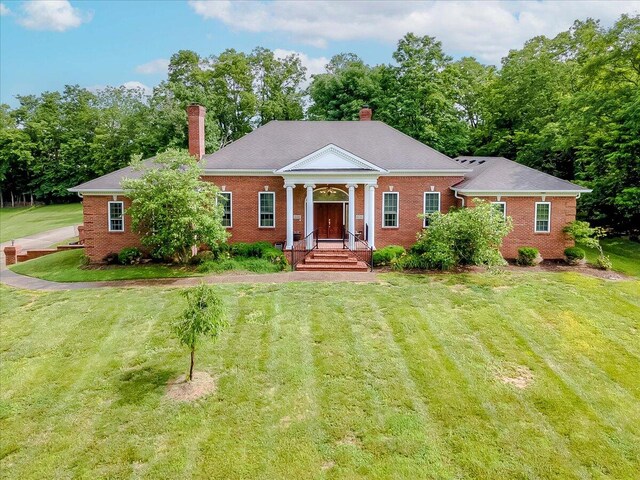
[469,160,476,164]
[460,159,467,163]
[478,160,486,164]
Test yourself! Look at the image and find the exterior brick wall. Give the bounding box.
[373,176,464,248]
[82,195,142,262]
[465,196,576,259]
[81,178,577,262]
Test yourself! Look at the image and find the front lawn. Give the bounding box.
[0,204,82,242]
[9,248,285,282]
[1,273,639,478]
[580,237,640,278]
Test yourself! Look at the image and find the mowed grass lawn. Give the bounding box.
[0,204,82,242]
[1,272,639,479]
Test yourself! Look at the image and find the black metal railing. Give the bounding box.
[343,230,374,271]
[291,229,318,268]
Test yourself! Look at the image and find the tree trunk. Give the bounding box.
[11,191,14,208]
[189,347,195,381]
[30,193,34,206]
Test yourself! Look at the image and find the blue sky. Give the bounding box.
[1,0,639,107]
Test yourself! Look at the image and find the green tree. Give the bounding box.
[122,149,228,263]
[412,200,513,269]
[173,284,226,381]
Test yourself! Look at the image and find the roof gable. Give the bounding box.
[275,144,387,173]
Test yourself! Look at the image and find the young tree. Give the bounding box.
[122,148,228,263]
[563,220,612,269]
[173,284,226,381]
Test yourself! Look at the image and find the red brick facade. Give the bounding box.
[82,195,142,262]
[80,177,578,262]
[465,195,576,259]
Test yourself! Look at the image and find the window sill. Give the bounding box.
[258,226,276,229]
[381,226,399,229]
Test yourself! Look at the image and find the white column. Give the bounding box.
[304,184,315,249]
[285,184,295,249]
[368,184,376,249]
[363,183,369,241]
[346,184,357,249]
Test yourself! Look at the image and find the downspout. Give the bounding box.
[454,190,465,207]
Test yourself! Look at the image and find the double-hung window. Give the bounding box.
[382,192,399,228]
[535,202,551,232]
[423,192,441,227]
[259,191,275,228]
[219,192,232,228]
[491,201,507,219]
[108,201,124,232]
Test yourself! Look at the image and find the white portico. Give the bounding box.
[276,144,385,250]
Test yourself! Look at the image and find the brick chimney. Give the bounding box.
[187,104,206,159]
[359,105,372,121]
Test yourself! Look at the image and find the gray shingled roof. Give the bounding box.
[452,156,590,192]
[69,160,152,192]
[201,121,465,171]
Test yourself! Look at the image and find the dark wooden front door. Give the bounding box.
[315,203,344,239]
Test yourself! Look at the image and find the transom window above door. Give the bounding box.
[313,187,348,202]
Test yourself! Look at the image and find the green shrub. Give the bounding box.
[390,253,430,271]
[373,245,406,266]
[103,252,119,265]
[595,255,612,270]
[189,250,216,265]
[118,247,143,265]
[229,241,287,270]
[231,241,273,258]
[564,247,586,264]
[410,199,512,270]
[516,247,540,266]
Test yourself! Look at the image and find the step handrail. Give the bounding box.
[291,229,318,268]
[342,230,374,271]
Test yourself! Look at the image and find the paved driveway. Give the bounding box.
[0,225,79,270]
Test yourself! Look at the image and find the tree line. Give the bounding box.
[1,14,637,232]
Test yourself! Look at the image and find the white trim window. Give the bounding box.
[108,201,124,232]
[423,192,441,227]
[491,201,507,219]
[259,191,275,228]
[219,192,232,228]
[535,202,551,232]
[382,192,399,228]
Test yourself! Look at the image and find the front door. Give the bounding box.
[315,203,344,239]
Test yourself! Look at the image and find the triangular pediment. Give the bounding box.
[275,144,387,173]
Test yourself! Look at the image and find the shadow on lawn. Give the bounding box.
[116,365,175,405]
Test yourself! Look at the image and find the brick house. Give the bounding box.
[69,105,590,268]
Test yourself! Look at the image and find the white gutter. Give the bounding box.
[454,190,465,207]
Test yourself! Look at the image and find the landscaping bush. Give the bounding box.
[564,246,586,265]
[373,245,406,266]
[390,253,430,271]
[118,247,143,265]
[229,241,288,270]
[563,220,611,270]
[595,255,613,270]
[189,250,216,265]
[103,252,119,265]
[516,247,540,266]
[410,199,512,270]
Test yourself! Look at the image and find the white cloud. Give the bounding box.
[18,0,92,32]
[135,58,170,75]
[188,0,640,64]
[87,81,153,96]
[0,3,11,16]
[273,48,328,83]
[121,81,152,95]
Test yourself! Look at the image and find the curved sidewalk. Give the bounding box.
[0,268,378,291]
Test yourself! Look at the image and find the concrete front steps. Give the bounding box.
[295,250,369,272]
[16,244,84,263]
